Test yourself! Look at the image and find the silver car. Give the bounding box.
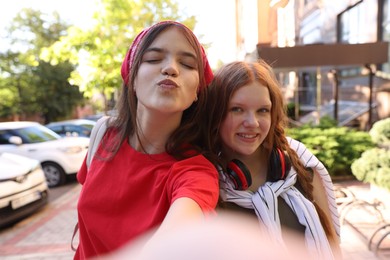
[0,152,49,228]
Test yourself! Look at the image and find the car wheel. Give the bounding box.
[42,162,66,188]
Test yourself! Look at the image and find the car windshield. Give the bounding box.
[80,124,94,130]
[9,125,60,143]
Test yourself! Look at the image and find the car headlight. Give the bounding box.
[31,162,41,172]
[58,146,83,154]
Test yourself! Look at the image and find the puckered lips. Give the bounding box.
[158,79,178,90]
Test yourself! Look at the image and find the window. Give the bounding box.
[338,1,378,43]
[0,130,13,145]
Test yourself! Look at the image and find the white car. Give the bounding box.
[0,152,49,228]
[0,121,89,187]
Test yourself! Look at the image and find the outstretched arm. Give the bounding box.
[157,197,204,233]
[141,197,204,250]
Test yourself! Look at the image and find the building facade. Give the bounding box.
[237,0,390,128]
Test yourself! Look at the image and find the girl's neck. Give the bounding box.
[130,108,182,154]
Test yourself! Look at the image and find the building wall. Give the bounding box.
[288,0,389,125]
[236,0,389,126]
[295,0,355,44]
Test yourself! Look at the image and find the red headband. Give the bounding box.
[120,21,213,89]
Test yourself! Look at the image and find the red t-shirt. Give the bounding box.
[74,130,219,259]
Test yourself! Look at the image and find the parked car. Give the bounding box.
[0,152,49,228]
[45,119,96,137]
[83,110,117,122]
[0,121,89,187]
[83,114,104,122]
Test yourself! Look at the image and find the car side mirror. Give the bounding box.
[9,136,23,145]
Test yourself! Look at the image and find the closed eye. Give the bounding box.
[142,49,163,64]
[145,59,161,63]
[181,62,196,69]
[180,56,197,70]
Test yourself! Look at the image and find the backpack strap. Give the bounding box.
[71,222,79,251]
[86,116,110,169]
[71,116,109,252]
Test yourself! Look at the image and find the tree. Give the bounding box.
[42,0,197,112]
[0,51,26,120]
[33,61,85,123]
[0,8,84,122]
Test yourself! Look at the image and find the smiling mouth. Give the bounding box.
[237,133,259,139]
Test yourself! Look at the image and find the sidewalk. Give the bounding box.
[336,179,390,260]
[0,184,80,260]
[0,179,389,259]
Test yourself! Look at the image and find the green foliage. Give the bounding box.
[351,148,390,191]
[1,1,194,120]
[0,9,84,122]
[0,50,39,119]
[7,9,68,52]
[286,102,296,119]
[351,118,390,190]
[33,61,84,123]
[287,118,374,176]
[315,116,338,129]
[43,0,197,110]
[296,115,338,129]
[369,117,390,148]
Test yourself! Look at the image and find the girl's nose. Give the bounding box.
[243,113,259,127]
[161,59,179,77]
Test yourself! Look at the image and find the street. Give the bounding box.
[49,178,78,203]
[0,180,80,259]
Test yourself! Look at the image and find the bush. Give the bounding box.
[369,117,390,148]
[287,117,374,176]
[351,118,390,190]
[286,102,299,120]
[351,148,390,191]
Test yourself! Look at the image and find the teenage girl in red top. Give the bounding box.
[74,21,219,259]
